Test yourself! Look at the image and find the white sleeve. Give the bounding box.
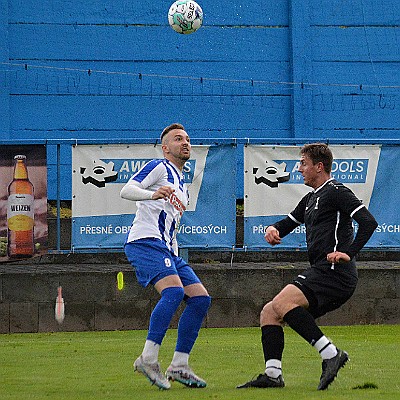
[120,179,154,201]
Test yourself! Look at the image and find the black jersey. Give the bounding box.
[274,178,377,267]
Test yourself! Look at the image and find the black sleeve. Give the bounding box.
[272,194,309,238]
[334,186,378,259]
[273,216,299,238]
[346,206,378,259]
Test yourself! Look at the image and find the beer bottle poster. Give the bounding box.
[0,145,47,262]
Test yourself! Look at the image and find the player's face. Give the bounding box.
[162,129,191,167]
[298,154,323,188]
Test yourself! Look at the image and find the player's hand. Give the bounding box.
[152,186,174,200]
[265,226,281,245]
[326,251,351,264]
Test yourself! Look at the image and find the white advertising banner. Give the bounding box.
[72,144,236,250]
[244,145,381,248]
[73,144,208,217]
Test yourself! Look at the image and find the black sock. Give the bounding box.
[261,325,284,362]
[283,306,324,346]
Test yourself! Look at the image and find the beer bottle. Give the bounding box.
[7,155,35,258]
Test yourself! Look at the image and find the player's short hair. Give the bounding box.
[160,123,185,143]
[301,143,333,173]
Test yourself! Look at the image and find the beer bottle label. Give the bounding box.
[7,194,34,231]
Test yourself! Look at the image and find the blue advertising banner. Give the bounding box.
[244,144,398,249]
[367,145,400,248]
[72,144,236,250]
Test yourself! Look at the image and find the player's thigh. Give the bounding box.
[173,255,208,296]
[154,274,183,294]
[272,284,309,316]
[184,282,209,297]
[125,240,179,288]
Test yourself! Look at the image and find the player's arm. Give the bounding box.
[265,195,308,245]
[346,205,378,259]
[328,188,378,262]
[265,216,300,245]
[327,207,377,263]
[121,160,175,201]
[120,179,174,201]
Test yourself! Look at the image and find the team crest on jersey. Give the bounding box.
[169,193,186,216]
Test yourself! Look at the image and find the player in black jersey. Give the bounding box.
[237,143,377,391]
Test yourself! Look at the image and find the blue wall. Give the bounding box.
[1,0,399,198]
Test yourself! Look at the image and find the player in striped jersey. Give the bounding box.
[237,143,377,391]
[121,123,211,390]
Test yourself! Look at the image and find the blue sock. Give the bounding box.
[147,286,184,345]
[176,296,211,354]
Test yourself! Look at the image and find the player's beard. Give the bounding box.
[180,147,190,160]
[180,153,190,161]
[168,150,190,169]
[166,145,190,167]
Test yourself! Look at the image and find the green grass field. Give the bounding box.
[0,325,399,400]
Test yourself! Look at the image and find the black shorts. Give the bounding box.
[292,263,358,319]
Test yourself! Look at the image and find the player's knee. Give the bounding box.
[260,301,274,322]
[271,296,285,317]
[161,286,185,306]
[186,295,211,316]
[261,299,285,324]
[271,293,300,320]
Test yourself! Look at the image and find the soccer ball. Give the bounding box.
[168,1,203,34]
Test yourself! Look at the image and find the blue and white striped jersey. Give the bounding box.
[124,158,189,255]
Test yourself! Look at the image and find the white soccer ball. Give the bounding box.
[168,1,203,34]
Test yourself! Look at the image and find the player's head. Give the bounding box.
[300,143,333,174]
[160,123,186,143]
[160,123,191,168]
